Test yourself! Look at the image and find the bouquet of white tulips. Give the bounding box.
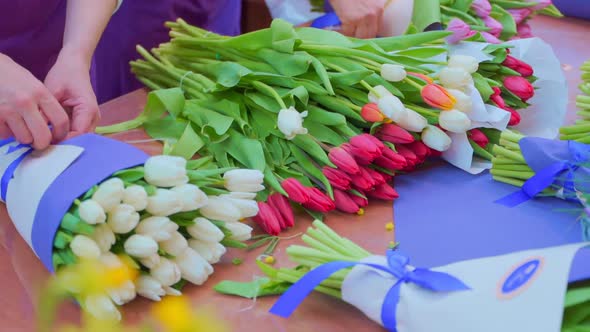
[0,133,263,320]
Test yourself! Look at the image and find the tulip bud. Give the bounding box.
[351,193,369,208]
[108,280,136,306]
[222,196,259,219]
[447,89,472,113]
[187,217,225,243]
[483,16,503,37]
[502,55,534,77]
[471,0,492,18]
[144,155,189,187]
[328,148,361,175]
[448,55,479,74]
[140,254,161,269]
[171,184,208,212]
[84,295,121,321]
[361,103,385,123]
[503,76,535,101]
[408,141,431,161]
[375,123,415,144]
[421,125,452,152]
[92,178,124,212]
[490,87,506,109]
[79,200,106,225]
[160,231,189,257]
[421,84,456,111]
[302,188,336,213]
[407,72,434,84]
[333,189,361,214]
[124,234,158,258]
[267,193,295,228]
[508,8,532,25]
[252,202,282,235]
[174,248,212,285]
[396,145,419,169]
[368,85,394,104]
[107,204,140,234]
[151,258,182,286]
[146,189,184,217]
[280,178,311,204]
[136,275,166,301]
[364,167,386,186]
[188,239,227,264]
[351,167,377,192]
[224,221,253,241]
[227,192,257,200]
[377,95,407,122]
[517,22,533,38]
[367,183,400,200]
[439,109,472,133]
[468,129,489,148]
[439,67,472,90]
[481,31,502,44]
[70,235,101,259]
[199,196,242,222]
[375,147,407,170]
[381,64,407,82]
[505,106,522,126]
[164,286,182,296]
[91,223,116,253]
[343,141,381,167]
[136,216,179,242]
[351,134,385,153]
[278,107,308,140]
[446,18,477,44]
[122,185,148,211]
[322,167,352,191]
[397,108,428,132]
[223,169,265,193]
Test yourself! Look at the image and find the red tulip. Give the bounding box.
[408,141,430,161]
[503,76,535,101]
[267,193,295,228]
[303,188,336,212]
[361,103,386,123]
[367,183,400,200]
[395,145,419,168]
[346,135,384,165]
[502,55,534,77]
[375,147,407,171]
[504,106,521,126]
[252,202,282,235]
[281,178,310,204]
[333,189,361,214]
[376,124,415,144]
[322,167,352,191]
[490,86,506,109]
[351,167,377,191]
[328,147,360,175]
[468,129,489,148]
[422,84,456,110]
[350,193,369,207]
[380,172,393,183]
[364,167,386,186]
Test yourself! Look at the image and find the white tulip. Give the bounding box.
[140,254,161,269]
[123,185,148,211]
[368,85,393,104]
[447,89,472,113]
[421,125,452,152]
[221,196,259,219]
[174,248,212,285]
[439,109,472,133]
[91,223,116,253]
[397,108,428,132]
[199,196,242,223]
[189,239,227,264]
[146,189,183,216]
[377,95,407,122]
[224,221,253,241]
[448,55,479,74]
[136,275,165,301]
[381,64,407,82]
[78,200,106,225]
[92,178,125,212]
[124,234,159,258]
[160,231,189,256]
[108,280,136,306]
[187,217,224,243]
[277,107,308,140]
[226,192,257,200]
[223,169,265,193]
[107,204,140,234]
[164,286,182,296]
[136,216,179,242]
[144,155,189,187]
[171,184,208,212]
[70,235,101,259]
[439,67,472,89]
[150,258,182,286]
[84,294,121,321]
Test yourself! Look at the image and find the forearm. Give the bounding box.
[61,0,119,68]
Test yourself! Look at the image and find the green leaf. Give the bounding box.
[393,47,448,59]
[144,115,187,140]
[280,86,309,106]
[473,73,495,101]
[306,105,347,126]
[249,109,277,139]
[271,19,300,53]
[291,135,334,167]
[304,121,347,147]
[565,286,590,308]
[288,144,334,198]
[169,124,205,160]
[207,143,232,168]
[490,0,538,9]
[186,156,214,170]
[257,48,312,77]
[206,99,249,130]
[245,91,281,114]
[312,95,364,122]
[225,131,266,171]
[328,70,373,86]
[491,4,517,40]
[296,27,355,48]
[308,54,335,95]
[214,277,290,298]
[144,88,186,120]
[412,0,442,32]
[114,167,145,183]
[184,102,234,142]
[220,239,248,249]
[451,0,474,12]
[264,166,288,196]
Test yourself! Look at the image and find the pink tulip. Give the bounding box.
[446,19,477,44]
[483,16,503,37]
[517,22,533,38]
[508,8,533,25]
[471,0,492,18]
[481,31,502,44]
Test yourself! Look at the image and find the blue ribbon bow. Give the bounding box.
[0,137,33,201]
[496,140,590,207]
[270,250,470,331]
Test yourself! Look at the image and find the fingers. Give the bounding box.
[70,101,100,134]
[341,21,356,37]
[6,115,33,146]
[21,105,52,150]
[0,122,13,139]
[38,94,69,142]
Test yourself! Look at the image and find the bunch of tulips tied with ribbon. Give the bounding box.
[442,0,563,44]
[560,59,590,144]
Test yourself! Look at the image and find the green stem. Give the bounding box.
[252,81,287,109]
[403,77,425,90]
[560,123,590,135]
[95,115,147,135]
[492,145,526,163]
[490,169,535,181]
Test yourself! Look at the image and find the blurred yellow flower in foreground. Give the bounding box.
[152,296,228,332]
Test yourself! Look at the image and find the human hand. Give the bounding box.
[0,54,69,149]
[329,0,387,39]
[45,47,100,139]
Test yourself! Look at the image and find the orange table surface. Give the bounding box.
[1,15,589,332]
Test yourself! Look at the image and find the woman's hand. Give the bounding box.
[0,54,69,149]
[44,47,100,138]
[329,0,388,39]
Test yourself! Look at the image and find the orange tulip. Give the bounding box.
[421,84,457,110]
[407,72,434,84]
[361,103,385,122]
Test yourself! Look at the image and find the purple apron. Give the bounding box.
[0,0,241,104]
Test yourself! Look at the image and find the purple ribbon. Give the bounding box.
[269,250,470,331]
[0,137,33,201]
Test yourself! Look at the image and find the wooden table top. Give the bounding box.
[0,15,588,332]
